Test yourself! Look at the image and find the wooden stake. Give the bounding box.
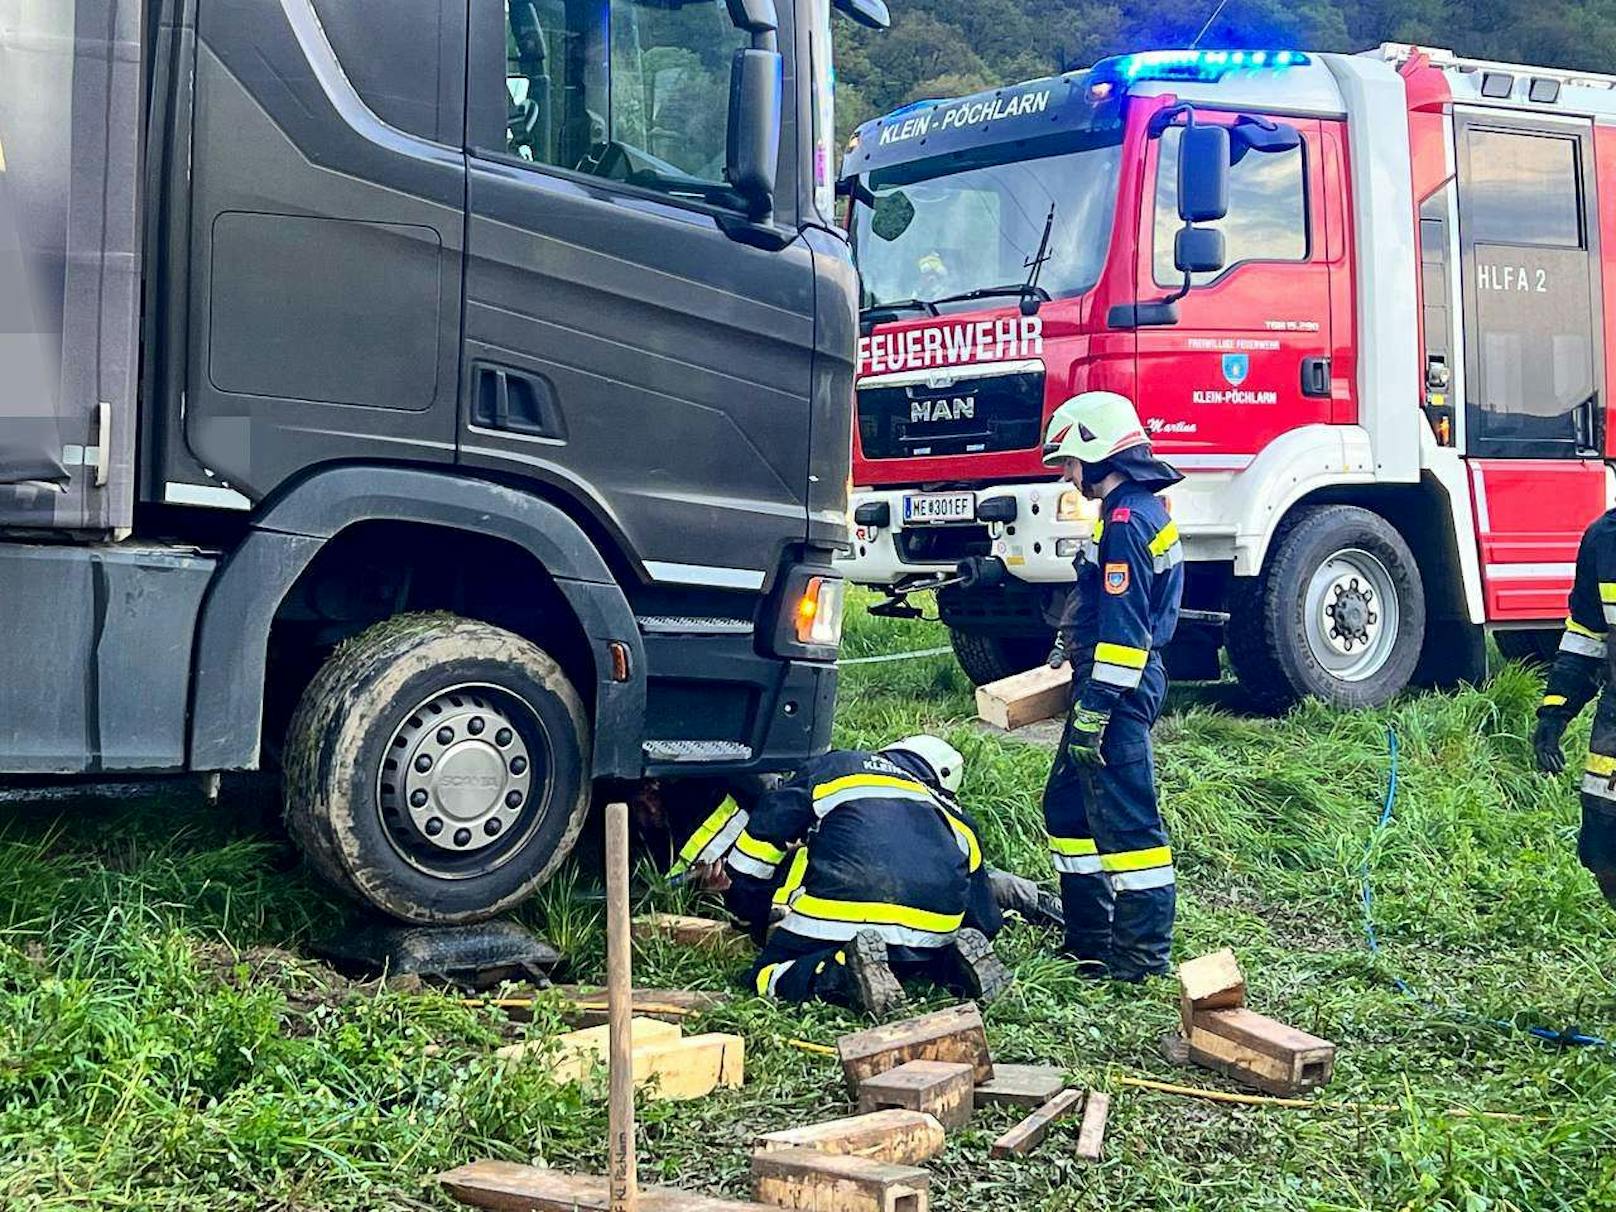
[605,801,638,1212]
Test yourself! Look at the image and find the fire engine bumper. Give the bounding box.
[837,482,1098,587]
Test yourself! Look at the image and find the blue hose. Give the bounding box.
[1360,728,1609,1051]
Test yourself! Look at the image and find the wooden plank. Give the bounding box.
[973,1063,1067,1109]
[856,1059,974,1130]
[988,1088,1084,1159]
[627,1033,745,1102]
[1197,1008,1335,1066]
[1188,1008,1334,1095]
[1177,949,1245,1033]
[497,1016,681,1073]
[632,913,747,951]
[750,1147,929,1212]
[439,1162,770,1211]
[557,986,726,1027]
[837,1003,993,1093]
[603,799,637,1212]
[975,664,1071,732]
[755,1110,945,1166]
[1073,1091,1109,1163]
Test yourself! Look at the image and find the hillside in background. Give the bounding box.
[834,0,1616,138]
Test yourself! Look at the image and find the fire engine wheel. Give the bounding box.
[948,629,1052,687]
[283,613,590,924]
[1227,505,1425,713]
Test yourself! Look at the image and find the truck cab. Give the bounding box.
[841,47,1616,708]
[0,0,877,922]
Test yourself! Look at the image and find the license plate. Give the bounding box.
[902,492,975,524]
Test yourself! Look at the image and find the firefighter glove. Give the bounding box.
[1066,706,1109,767]
[1533,714,1568,775]
[1046,633,1069,669]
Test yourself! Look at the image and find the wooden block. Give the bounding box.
[1074,1091,1109,1162]
[837,1003,993,1094]
[633,913,747,950]
[973,1063,1067,1109]
[755,1109,945,1165]
[857,1059,974,1129]
[975,664,1071,731]
[750,1146,928,1212]
[629,1032,745,1101]
[1188,1007,1334,1096]
[989,1088,1084,1159]
[497,1015,681,1071]
[555,984,725,1027]
[1178,949,1245,1032]
[439,1161,771,1210]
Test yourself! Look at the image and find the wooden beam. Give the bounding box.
[632,913,747,951]
[1073,1091,1109,1163]
[973,1064,1067,1109]
[1177,948,1246,1034]
[557,986,725,1027]
[988,1088,1084,1159]
[604,799,638,1212]
[1187,1008,1334,1097]
[627,1033,745,1102]
[750,1147,929,1212]
[497,1016,681,1073]
[857,1059,974,1129]
[975,664,1071,732]
[755,1109,946,1166]
[439,1162,770,1211]
[837,1003,993,1094]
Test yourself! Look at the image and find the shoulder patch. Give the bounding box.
[1104,562,1131,595]
[1109,506,1132,523]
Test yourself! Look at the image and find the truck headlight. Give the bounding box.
[796,576,846,647]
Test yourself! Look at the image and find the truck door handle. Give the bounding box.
[471,364,564,440]
[1300,356,1331,398]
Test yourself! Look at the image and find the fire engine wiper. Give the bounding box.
[860,297,940,333]
[927,283,1052,309]
[929,204,1058,317]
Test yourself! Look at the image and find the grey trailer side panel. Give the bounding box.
[0,0,142,531]
[0,544,215,773]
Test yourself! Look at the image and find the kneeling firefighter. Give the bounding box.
[1041,391,1185,982]
[1530,510,1616,912]
[721,736,1012,1014]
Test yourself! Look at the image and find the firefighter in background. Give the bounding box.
[1040,391,1185,982]
[720,735,1012,1014]
[1529,511,1616,912]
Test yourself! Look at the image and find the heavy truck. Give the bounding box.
[0,0,880,923]
[839,44,1616,709]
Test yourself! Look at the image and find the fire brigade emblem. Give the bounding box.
[1104,563,1130,595]
[1221,353,1250,387]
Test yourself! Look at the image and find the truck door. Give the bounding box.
[1132,115,1332,469]
[460,0,817,589]
[1454,113,1607,621]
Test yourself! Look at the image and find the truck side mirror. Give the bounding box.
[727,48,782,221]
[1174,226,1226,275]
[1178,123,1230,223]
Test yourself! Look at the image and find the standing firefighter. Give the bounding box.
[1041,391,1185,982]
[723,736,1011,1014]
[1530,512,1616,911]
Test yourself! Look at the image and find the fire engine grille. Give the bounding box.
[858,367,1045,460]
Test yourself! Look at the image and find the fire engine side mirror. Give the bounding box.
[1177,124,1230,224]
[1174,226,1226,275]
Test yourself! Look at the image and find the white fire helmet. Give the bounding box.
[1041,391,1150,466]
[883,734,964,794]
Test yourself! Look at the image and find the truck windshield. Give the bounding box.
[853,140,1124,310]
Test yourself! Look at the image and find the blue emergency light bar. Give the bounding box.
[1096,48,1311,85]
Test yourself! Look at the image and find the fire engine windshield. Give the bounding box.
[853,139,1124,310]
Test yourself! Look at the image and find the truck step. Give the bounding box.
[643,739,754,763]
[637,616,754,636]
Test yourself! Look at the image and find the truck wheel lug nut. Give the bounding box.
[410,789,429,808]
[495,728,513,747]
[453,828,472,847]
[510,756,528,775]
[484,818,502,837]
[506,790,524,809]
[414,754,433,772]
[468,717,486,736]
[425,817,444,836]
[436,726,454,745]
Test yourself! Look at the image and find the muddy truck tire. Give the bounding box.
[284,613,590,924]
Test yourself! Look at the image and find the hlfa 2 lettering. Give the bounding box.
[877,89,1053,146]
[859,316,1043,375]
[1477,263,1548,293]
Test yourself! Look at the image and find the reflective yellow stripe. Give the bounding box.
[1587,753,1616,777]
[1048,836,1098,856]
[791,893,964,934]
[755,963,778,996]
[1567,615,1606,638]
[1092,518,1105,541]
[1600,583,1616,604]
[672,796,742,872]
[1543,694,1568,708]
[1148,519,1180,555]
[735,830,786,865]
[1101,845,1173,873]
[1094,641,1149,669]
[813,773,930,801]
[773,847,811,906]
[939,806,982,873]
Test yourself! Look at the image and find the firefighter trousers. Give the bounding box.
[1043,657,1174,980]
[749,927,959,1005]
[1578,724,1616,911]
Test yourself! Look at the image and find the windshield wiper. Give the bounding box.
[927,283,1052,308]
[929,204,1059,317]
[860,298,941,330]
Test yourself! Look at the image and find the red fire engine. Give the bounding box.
[838,44,1615,708]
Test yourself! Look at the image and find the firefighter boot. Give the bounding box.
[844,929,906,1016]
[947,927,1014,1003]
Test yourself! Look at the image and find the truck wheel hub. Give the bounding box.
[1304,549,1398,682]
[382,691,535,857]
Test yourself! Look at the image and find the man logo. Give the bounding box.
[910,395,975,423]
[1221,353,1250,387]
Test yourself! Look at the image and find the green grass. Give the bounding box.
[1,590,1614,1209]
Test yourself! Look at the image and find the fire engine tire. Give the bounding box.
[1227,505,1425,713]
[1494,629,1561,667]
[283,613,591,924]
[948,629,1051,687]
